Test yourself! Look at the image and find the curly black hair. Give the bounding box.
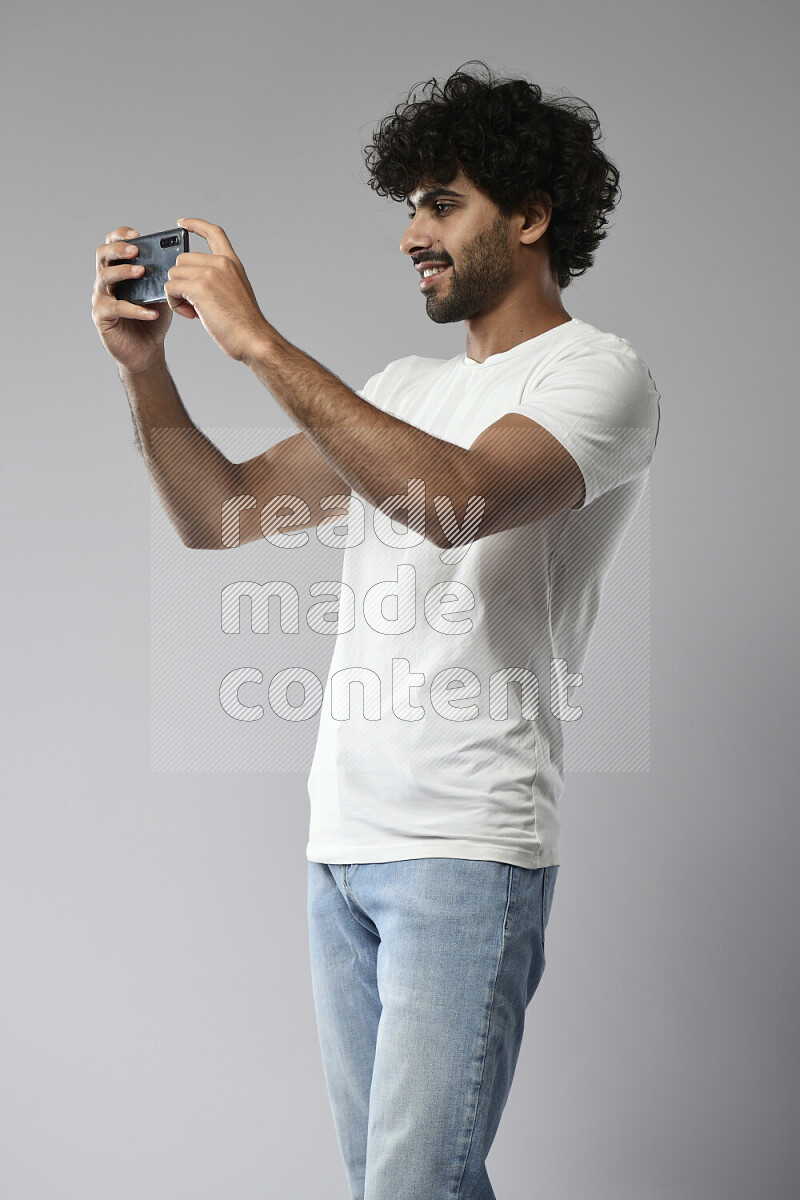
[363,61,621,290]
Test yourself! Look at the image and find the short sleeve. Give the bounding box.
[356,370,386,405]
[512,342,661,508]
[354,356,429,414]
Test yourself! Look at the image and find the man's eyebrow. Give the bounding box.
[406,187,466,210]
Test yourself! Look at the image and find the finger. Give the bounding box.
[163,281,198,319]
[97,238,141,270]
[94,295,160,322]
[163,278,193,306]
[173,251,214,267]
[105,227,140,244]
[176,218,237,260]
[98,260,147,292]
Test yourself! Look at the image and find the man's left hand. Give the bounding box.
[165,218,272,363]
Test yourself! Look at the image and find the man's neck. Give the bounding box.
[463,305,573,363]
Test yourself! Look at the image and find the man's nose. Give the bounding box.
[400,214,434,257]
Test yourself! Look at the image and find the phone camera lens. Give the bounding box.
[160,236,179,248]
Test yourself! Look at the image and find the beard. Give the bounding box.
[424,209,515,324]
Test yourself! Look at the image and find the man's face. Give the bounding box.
[400,169,515,323]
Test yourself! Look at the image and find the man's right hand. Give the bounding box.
[92,226,173,375]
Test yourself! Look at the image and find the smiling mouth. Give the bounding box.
[419,265,451,290]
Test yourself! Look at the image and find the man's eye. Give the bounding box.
[405,203,453,219]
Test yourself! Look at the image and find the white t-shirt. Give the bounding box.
[306,316,661,869]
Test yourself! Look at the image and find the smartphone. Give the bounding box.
[110,227,190,305]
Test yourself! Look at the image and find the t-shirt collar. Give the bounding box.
[460,318,578,368]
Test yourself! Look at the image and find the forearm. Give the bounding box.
[119,356,238,548]
[244,331,470,540]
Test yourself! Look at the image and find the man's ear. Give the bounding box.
[518,190,553,245]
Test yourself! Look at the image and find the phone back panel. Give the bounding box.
[111,228,189,304]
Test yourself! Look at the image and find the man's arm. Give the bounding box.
[120,356,236,548]
[243,333,585,548]
[120,357,351,549]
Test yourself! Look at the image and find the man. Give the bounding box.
[92,61,660,1200]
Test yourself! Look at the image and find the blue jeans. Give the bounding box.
[307,857,559,1200]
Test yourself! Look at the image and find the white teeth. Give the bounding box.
[423,266,447,278]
